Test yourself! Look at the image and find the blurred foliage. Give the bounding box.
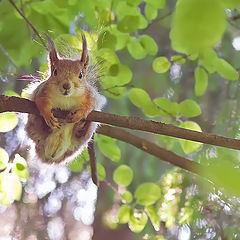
[1,0,240,239]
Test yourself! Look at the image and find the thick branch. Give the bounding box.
[1,95,240,151]
[87,111,240,150]
[97,125,204,175]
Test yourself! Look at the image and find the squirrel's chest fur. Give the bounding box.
[50,87,85,111]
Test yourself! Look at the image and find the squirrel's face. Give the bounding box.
[46,33,89,97]
[49,59,87,97]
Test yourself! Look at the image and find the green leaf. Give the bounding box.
[4,90,20,97]
[142,103,161,117]
[116,1,140,19]
[128,88,160,116]
[152,57,171,73]
[170,0,226,54]
[171,55,186,64]
[179,99,201,117]
[146,206,160,231]
[12,154,29,180]
[179,121,203,154]
[127,0,142,7]
[204,160,240,197]
[55,34,82,50]
[98,135,121,162]
[139,35,158,56]
[68,149,89,172]
[113,165,133,186]
[0,112,18,132]
[97,163,106,181]
[144,0,165,8]
[118,16,140,33]
[0,147,9,170]
[110,25,129,50]
[199,48,218,74]
[118,204,131,224]
[214,58,239,81]
[128,209,148,232]
[97,9,115,26]
[135,182,161,206]
[194,67,208,96]
[128,88,152,109]
[103,86,127,99]
[145,3,158,20]
[121,191,133,203]
[220,0,240,9]
[39,63,49,79]
[127,37,147,60]
[154,97,180,117]
[96,48,119,69]
[98,30,117,50]
[116,64,133,85]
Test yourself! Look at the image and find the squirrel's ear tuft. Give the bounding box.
[80,32,89,67]
[45,34,58,71]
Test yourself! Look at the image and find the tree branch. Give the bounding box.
[1,95,240,151]
[97,125,204,175]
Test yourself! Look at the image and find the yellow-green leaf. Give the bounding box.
[0,112,18,132]
[194,67,208,96]
[179,121,203,154]
[98,135,121,162]
[179,99,201,117]
[127,37,147,60]
[152,57,171,73]
[139,35,158,56]
[121,191,133,203]
[214,58,239,81]
[12,154,29,180]
[146,205,160,231]
[135,182,161,206]
[171,55,186,64]
[118,204,131,224]
[113,165,133,186]
[170,0,226,54]
[128,210,148,233]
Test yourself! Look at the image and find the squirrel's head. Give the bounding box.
[46,33,89,96]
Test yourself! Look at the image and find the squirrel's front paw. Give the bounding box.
[66,110,83,123]
[44,114,60,129]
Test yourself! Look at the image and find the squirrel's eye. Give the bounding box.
[53,68,57,76]
[79,71,83,79]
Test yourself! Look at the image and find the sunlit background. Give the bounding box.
[1,0,240,239]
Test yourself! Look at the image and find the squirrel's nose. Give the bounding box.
[63,83,71,90]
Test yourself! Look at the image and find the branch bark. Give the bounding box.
[1,95,240,151]
[97,125,204,175]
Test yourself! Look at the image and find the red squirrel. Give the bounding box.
[25,33,106,164]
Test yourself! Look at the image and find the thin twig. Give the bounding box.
[88,134,99,186]
[0,44,24,73]
[8,0,47,50]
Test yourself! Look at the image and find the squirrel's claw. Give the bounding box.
[44,114,60,129]
[66,110,83,123]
